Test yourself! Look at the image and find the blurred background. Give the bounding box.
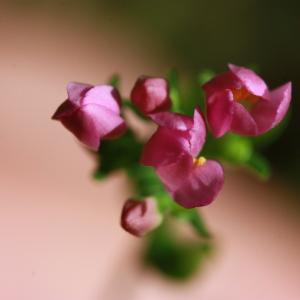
[0,1,299,299]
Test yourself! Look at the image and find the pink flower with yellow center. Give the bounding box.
[203,64,292,137]
[141,109,224,208]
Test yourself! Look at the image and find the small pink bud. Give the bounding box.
[130,76,171,115]
[121,198,162,237]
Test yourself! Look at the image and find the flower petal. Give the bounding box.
[150,109,206,156]
[206,89,235,137]
[189,108,206,156]
[150,111,193,130]
[203,71,241,98]
[52,99,78,120]
[170,160,224,208]
[156,154,194,192]
[131,76,171,115]
[121,198,162,237]
[83,85,121,113]
[251,82,292,134]
[60,104,125,150]
[141,127,190,167]
[67,82,93,104]
[230,102,258,135]
[228,64,268,97]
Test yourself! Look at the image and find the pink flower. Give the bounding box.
[52,82,126,150]
[121,198,162,237]
[130,76,171,115]
[203,64,292,137]
[141,109,224,208]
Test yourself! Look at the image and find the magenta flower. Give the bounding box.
[130,76,171,115]
[203,64,292,137]
[121,198,162,237]
[141,109,224,208]
[52,82,126,150]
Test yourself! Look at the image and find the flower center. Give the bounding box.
[232,88,260,110]
[193,156,206,167]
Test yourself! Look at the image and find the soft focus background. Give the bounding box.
[1,1,299,299]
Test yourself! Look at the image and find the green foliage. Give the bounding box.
[203,133,271,180]
[167,69,182,113]
[127,165,165,198]
[170,206,211,238]
[167,69,209,115]
[145,223,212,280]
[186,210,211,239]
[197,69,215,85]
[93,130,143,179]
[108,73,121,89]
[214,133,253,163]
[246,152,271,180]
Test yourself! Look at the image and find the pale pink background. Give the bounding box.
[1,5,300,300]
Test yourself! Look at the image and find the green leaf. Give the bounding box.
[127,165,165,198]
[220,134,253,164]
[187,209,211,238]
[202,133,253,164]
[197,69,215,85]
[171,206,211,239]
[245,152,271,180]
[202,133,271,181]
[145,223,212,280]
[93,130,142,179]
[108,73,120,89]
[167,69,182,113]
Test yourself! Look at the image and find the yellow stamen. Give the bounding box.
[232,88,249,101]
[232,88,259,105]
[193,156,206,167]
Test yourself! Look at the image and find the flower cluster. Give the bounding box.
[52,64,292,237]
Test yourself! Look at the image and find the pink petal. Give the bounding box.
[150,109,206,156]
[203,71,241,98]
[52,99,78,120]
[171,160,224,208]
[67,82,93,104]
[230,102,258,135]
[206,89,235,138]
[104,122,127,139]
[141,127,190,167]
[251,82,292,134]
[189,108,206,156]
[131,76,171,115]
[60,105,125,150]
[83,85,121,113]
[228,64,268,97]
[156,154,193,192]
[150,111,193,130]
[120,198,162,237]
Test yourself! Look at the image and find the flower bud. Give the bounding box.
[52,82,126,150]
[130,76,171,115]
[121,198,162,237]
